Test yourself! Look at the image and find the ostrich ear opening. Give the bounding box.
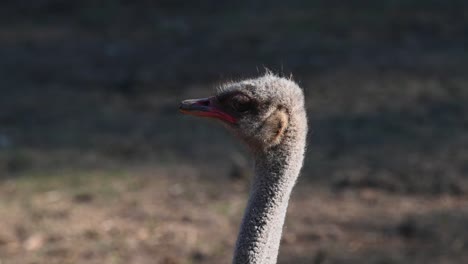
[260,107,289,147]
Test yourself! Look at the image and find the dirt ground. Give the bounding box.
[1,168,468,264]
[1,1,468,263]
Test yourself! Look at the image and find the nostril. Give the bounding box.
[199,99,210,106]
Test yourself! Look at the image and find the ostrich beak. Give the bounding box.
[179,97,237,124]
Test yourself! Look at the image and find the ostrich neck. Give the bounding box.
[233,128,306,264]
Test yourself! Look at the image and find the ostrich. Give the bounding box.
[179,73,307,264]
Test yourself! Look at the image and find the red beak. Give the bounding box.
[179,97,237,124]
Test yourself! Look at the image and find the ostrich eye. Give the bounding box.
[230,94,252,113]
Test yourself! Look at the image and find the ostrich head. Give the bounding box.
[180,74,307,152]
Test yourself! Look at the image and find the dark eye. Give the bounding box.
[230,94,252,112]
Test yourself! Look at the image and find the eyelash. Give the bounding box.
[232,96,252,112]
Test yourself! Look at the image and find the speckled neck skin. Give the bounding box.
[233,102,307,264]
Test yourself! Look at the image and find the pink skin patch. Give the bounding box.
[179,97,237,124]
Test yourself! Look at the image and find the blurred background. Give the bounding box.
[1,1,468,263]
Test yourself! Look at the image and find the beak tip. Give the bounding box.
[179,101,189,111]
